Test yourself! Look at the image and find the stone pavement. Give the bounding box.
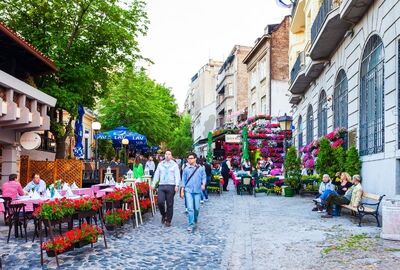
[1,184,399,270]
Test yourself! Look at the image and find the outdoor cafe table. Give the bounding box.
[60,187,94,197]
[91,184,115,193]
[95,187,115,197]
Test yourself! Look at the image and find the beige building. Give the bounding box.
[184,60,222,156]
[243,16,290,117]
[216,45,252,128]
[288,0,400,197]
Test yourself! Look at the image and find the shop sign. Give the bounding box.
[225,134,242,143]
[20,132,41,150]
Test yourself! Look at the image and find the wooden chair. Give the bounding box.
[7,203,28,243]
[0,196,12,226]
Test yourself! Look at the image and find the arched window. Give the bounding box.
[318,90,327,137]
[306,105,314,144]
[298,115,303,150]
[333,70,348,129]
[360,35,384,156]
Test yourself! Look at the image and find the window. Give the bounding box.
[261,96,266,114]
[318,90,327,137]
[227,84,233,96]
[251,103,256,116]
[398,40,400,149]
[360,35,384,156]
[259,58,267,81]
[334,70,348,129]
[251,69,257,89]
[306,105,313,144]
[298,115,303,150]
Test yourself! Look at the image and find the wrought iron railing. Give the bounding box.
[290,52,303,83]
[311,0,332,45]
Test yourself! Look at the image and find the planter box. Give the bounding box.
[74,240,94,248]
[73,210,97,219]
[45,246,74,257]
[105,224,121,231]
[284,187,295,197]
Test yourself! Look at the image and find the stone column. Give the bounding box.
[1,145,18,185]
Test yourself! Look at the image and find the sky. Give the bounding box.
[138,0,291,111]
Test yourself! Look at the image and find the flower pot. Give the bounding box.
[45,246,74,257]
[105,224,120,231]
[73,210,97,219]
[284,187,295,197]
[74,240,93,248]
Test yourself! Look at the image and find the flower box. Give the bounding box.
[46,246,74,257]
[105,224,121,231]
[74,239,93,248]
[73,210,97,220]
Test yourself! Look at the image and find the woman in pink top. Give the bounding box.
[2,174,24,200]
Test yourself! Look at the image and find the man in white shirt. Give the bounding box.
[153,150,181,227]
[24,173,46,194]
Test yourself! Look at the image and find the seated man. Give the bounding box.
[322,175,363,218]
[2,174,24,200]
[24,173,46,194]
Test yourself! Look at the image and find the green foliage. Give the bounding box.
[301,174,321,182]
[315,138,336,179]
[0,0,148,157]
[345,146,361,176]
[284,146,301,189]
[322,234,372,254]
[332,146,346,175]
[167,114,193,157]
[99,68,179,146]
[97,139,115,161]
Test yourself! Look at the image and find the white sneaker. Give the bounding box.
[205,198,209,202]
[313,198,322,203]
[200,200,204,204]
[317,210,323,213]
[187,226,193,232]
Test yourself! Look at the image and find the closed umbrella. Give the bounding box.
[242,127,249,161]
[207,131,213,163]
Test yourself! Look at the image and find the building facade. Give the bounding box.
[184,59,222,156]
[289,0,400,197]
[243,16,291,117]
[216,45,252,128]
[0,22,57,184]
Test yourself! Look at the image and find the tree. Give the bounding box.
[284,146,301,190]
[331,146,346,183]
[345,146,361,177]
[167,114,193,158]
[97,139,115,161]
[0,0,148,158]
[315,138,336,179]
[99,68,179,146]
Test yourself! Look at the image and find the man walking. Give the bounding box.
[180,153,206,232]
[221,155,232,191]
[153,150,181,227]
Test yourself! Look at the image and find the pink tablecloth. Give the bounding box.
[0,199,4,213]
[91,184,115,192]
[60,188,94,197]
[95,187,115,197]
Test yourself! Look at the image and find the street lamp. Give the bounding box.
[92,121,101,182]
[122,138,129,164]
[278,113,293,152]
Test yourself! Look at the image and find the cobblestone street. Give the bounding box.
[1,185,400,270]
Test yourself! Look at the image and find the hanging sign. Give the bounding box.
[20,132,41,150]
[225,134,242,143]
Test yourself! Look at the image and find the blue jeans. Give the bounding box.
[185,192,201,226]
[201,176,211,200]
[320,189,337,201]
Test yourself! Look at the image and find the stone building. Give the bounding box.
[288,0,400,197]
[216,45,252,128]
[0,21,57,184]
[243,16,291,117]
[184,59,223,156]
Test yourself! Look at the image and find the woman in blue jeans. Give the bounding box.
[315,172,353,205]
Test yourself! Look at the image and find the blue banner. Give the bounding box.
[73,105,85,158]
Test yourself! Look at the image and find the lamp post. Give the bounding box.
[278,113,293,153]
[92,121,101,181]
[122,138,129,165]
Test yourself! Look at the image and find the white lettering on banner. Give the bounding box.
[225,134,242,143]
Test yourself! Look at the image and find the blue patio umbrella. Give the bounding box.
[96,126,147,146]
[73,105,85,158]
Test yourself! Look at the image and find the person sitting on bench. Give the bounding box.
[322,175,363,218]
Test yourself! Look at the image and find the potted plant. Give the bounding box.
[65,224,103,248]
[104,209,131,230]
[139,198,151,213]
[42,235,73,257]
[73,198,102,219]
[283,146,301,197]
[34,198,75,225]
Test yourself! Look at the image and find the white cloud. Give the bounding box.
[138,0,290,111]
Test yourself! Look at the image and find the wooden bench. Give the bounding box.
[341,192,385,227]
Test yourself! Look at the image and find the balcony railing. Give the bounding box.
[290,52,303,83]
[311,0,332,45]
